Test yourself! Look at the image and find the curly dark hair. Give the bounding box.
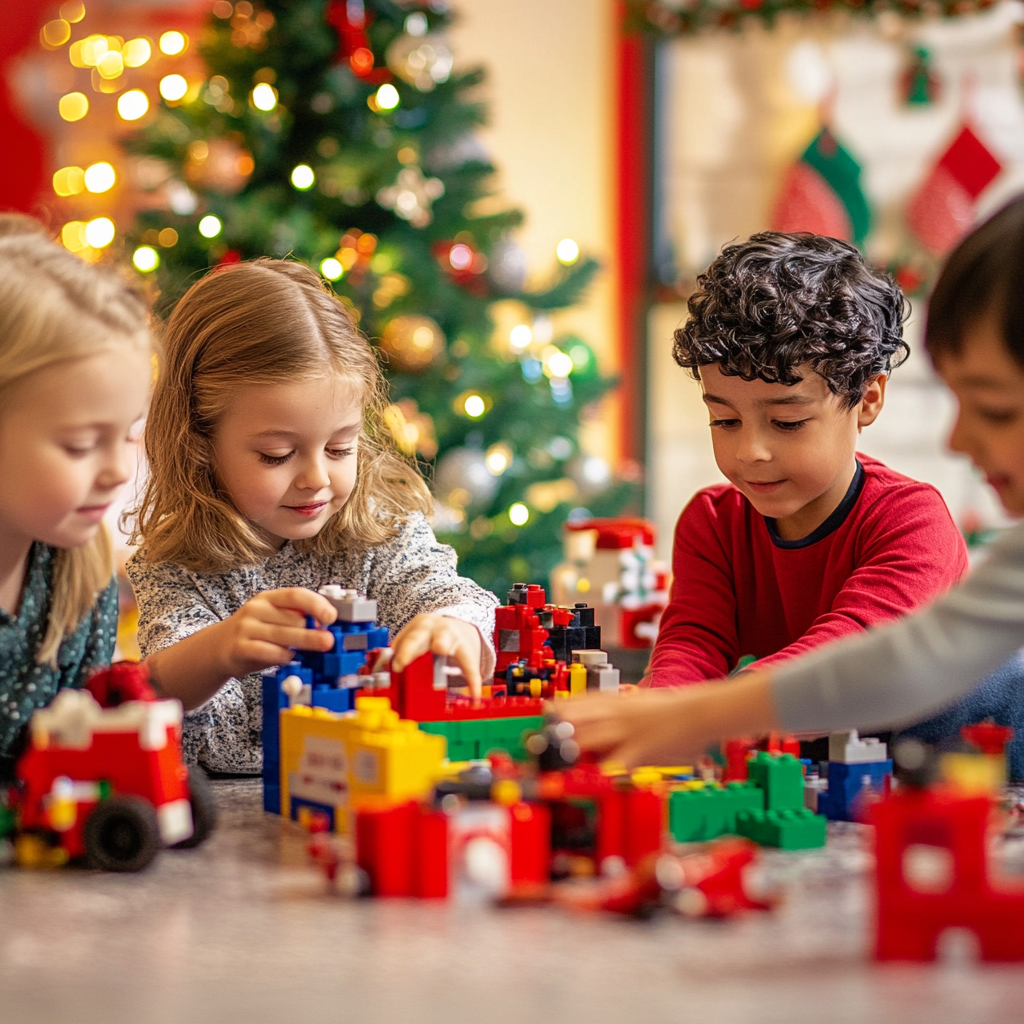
[674,232,909,408]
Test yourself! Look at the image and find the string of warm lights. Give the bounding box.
[38,0,194,262]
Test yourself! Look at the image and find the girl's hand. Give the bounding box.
[391,614,484,697]
[215,587,339,681]
[555,671,780,768]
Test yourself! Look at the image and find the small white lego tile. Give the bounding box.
[828,729,888,764]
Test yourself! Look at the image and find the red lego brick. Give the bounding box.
[509,801,551,884]
[623,788,664,866]
[961,722,1015,756]
[355,799,450,898]
[723,738,753,782]
[872,785,1024,961]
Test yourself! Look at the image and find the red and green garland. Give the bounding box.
[626,0,999,36]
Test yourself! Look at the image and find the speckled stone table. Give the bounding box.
[2,779,1024,1024]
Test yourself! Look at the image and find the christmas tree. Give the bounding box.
[126,0,635,598]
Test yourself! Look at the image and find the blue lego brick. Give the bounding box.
[311,686,356,714]
[818,759,893,822]
[263,783,281,815]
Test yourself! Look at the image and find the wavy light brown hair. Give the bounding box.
[0,215,151,665]
[130,258,431,572]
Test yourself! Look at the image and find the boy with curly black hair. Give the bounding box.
[648,231,968,687]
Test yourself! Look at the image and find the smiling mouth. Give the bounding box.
[285,502,328,517]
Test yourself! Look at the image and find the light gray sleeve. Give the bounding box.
[772,520,1024,734]
[125,552,224,655]
[364,513,500,680]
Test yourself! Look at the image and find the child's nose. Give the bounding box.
[735,431,771,463]
[295,457,332,491]
[98,442,133,490]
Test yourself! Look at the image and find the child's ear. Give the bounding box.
[857,374,887,430]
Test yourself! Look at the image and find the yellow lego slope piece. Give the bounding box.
[279,696,446,834]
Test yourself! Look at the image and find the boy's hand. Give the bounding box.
[556,671,780,768]
[216,587,338,680]
[391,614,483,697]
[555,689,701,768]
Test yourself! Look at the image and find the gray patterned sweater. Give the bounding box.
[126,513,498,773]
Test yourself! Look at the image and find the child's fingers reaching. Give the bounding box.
[263,586,339,627]
[391,614,483,697]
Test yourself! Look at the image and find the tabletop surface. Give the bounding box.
[2,778,1024,1024]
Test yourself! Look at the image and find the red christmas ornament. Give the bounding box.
[906,124,1002,256]
[325,0,392,84]
[432,239,490,296]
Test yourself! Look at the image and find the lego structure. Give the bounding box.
[550,517,670,648]
[816,731,893,822]
[5,663,215,871]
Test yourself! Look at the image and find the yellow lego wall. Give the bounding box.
[279,696,446,834]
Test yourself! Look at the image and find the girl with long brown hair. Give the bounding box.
[128,259,496,773]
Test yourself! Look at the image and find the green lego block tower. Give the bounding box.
[668,782,765,842]
[738,752,826,849]
[747,751,805,811]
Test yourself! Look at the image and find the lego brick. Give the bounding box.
[828,730,889,765]
[746,751,805,812]
[668,782,765,842]
[818,759,892,822]
[872,787,1024,961]
[262,783,280,815]
[735,808,827,850]
[509,802,551,884]
[418,716,545,761]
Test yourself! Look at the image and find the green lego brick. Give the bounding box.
[418,716,545,761]
[735,807,827,850]
[668,782,764,842]
[747,752,805,812]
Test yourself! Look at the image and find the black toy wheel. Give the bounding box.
[171,767,217,850]
[84,796,160,872]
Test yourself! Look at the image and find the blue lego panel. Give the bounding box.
[818,759,893,821]
[263,783,281,815]
[312,687,356,714]
[290,797,336,830]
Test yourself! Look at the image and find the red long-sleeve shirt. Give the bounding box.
[647,455,969,687]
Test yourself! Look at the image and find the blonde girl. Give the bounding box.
[128,259,497,774]
[0,215,151,771]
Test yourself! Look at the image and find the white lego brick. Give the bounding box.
[318,586,378,622]
[828,730,888,764]
[572,649,608,667]
[587,666,620,692]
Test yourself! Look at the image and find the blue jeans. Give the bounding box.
[897,651,1024,781]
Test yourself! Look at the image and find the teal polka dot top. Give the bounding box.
[0,543,118,758]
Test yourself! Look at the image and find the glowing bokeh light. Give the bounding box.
[52,166,85,197]
[290,164,315,190]
[83,162,116,194]
[84,217,115,248]
[556,237,580,265]
[509,324,532,351]
[117,89,149,121]
[132,246,160,272]
[320,257,343,281]
[463,394,486,418]
[58,92,89,121]
[198,215,222,238]
[159,74,188,101]
[251,83,277,111]
[375,83,400,110]
[159,31,187,56]
[122,38,152,67]
[508,503,529,526]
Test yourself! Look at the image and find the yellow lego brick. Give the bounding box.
[941,751,1006,796]
[279,697,446,834]
[569,663,587,697]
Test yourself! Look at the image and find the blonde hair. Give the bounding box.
[131,258,431,572]
[0,214,151,665]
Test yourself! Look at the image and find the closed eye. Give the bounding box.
[327,447,355,459]
[773,419,810,431]
[709,418,740,429]
[259,451,294,465]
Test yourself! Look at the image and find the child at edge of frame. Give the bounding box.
[126,258,498,775]
[0,215,153,779]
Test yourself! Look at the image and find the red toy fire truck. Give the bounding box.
[3,664,216,872]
